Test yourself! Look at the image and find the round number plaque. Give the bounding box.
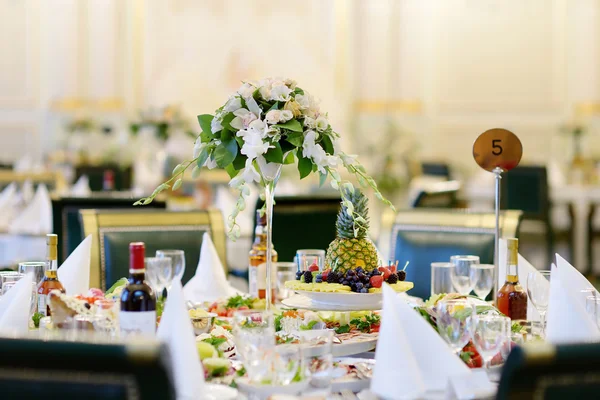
[473,128,522,172]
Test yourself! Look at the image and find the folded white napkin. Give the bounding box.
[498,239,548,321]
[57,235,92,295]
[0,183,20,231]
[157,280,205,399]
[546,258,600,343]
[183,233,238,303]
[0,273,33,335]
[21,180,34,204]
[372,284,471,399]
[70,175,92,197]
[8,184,52,235]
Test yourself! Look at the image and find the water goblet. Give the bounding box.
[18,262,46,286]
[450,255,479,295]
[145,257,172,300]
[272,343,302,385]
[470,264,494,300]
[471,314,510,369]
[296,249,326,272]
[431,262,454,296]
[526,271,551,337]
[585,295,600,329]
[156,250,185,291]
[436,298,474,355]
[297,329,334,394]
[233,310,276,384]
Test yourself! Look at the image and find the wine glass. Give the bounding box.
[436,298,474,355]
[145,257,172,300]
[272,344,302,385]
[500,332,524,362]
[470,264,494,300]
[526,271,551,337]
[585,295,600,329]
[471,315,510,369]
[233,310,276,383]
[450,255,479,295]
[156,250,185,290]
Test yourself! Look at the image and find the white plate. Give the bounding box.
[331,357,375,393]
[235,377,310,397]
[282,294,381,311]
[295,290,383,308]
[203,383,238,400]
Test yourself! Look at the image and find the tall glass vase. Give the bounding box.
[258,159,282,310]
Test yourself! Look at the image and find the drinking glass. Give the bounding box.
[431,262,454,296]
[471,315,510,369]
[272,344,302,385]
[276,262,296,302]
[436,298,474,354]
[296,249,326,272]
[527,271,551,337]
[232,310,276,383]
[470,264,494,300]
[0,272,24,293]
[298,329,334,394]
[585,295,600,329]
[450,255,479,295]
[145,257,172,299]
[18,262,46,286]
[156,250,185,289]
[500,332,524,362]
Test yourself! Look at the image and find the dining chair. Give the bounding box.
[52,194,167,263]
[420,162,451,180]
[379,208,522,299]
[412,180,461,208]
[80,208,225,291]
[0,170,66,192]
[74,164,133,191]
[0,337,175,400]
[497,341,600,399]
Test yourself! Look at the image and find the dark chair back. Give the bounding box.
[501,165,549,222]
[52,195,166,263]
[254,195,340,262]
[421,162,451,179]
[381,209,522,299]
[497,342,600,400]
[0,337,175,400]
[74,165,133,192]
[80,209,226,290]
[412,180,460,208]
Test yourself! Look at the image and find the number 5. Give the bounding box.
[492,139,502,156]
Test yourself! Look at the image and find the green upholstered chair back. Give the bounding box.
[80,209,226,291]
[497,342,600,399]
[254,195,340,262]
[501,165,549,222]
[0,337,175,400]
[52,195,166,263]
[75,165,133,192]
[380,209,522,299]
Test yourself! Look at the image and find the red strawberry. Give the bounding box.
[388,265,397,274]
[490,352,503,366]
[378,267,391,280]
[370,275,383,288]
[322,269,330,281]
[308,263,319,272]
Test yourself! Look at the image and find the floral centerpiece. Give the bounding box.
[137,78,394,307]
[130,105,192,141]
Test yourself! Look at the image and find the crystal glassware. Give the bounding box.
[431,262,454,296]
[298,329,334,394]
[145,257,172,300]
[272,343,302,385]
[526,271,551,337]
[585,295,600,329]
[450,255,479,295]
[470,264,494,300]
[232,310,276,383]
[471,314,510,369]
[276,262,296,302]
[436,298,474,354]
[296,249,326,272]
[500,332,524,362]
[18,262,46,286]
[156,249,185,289]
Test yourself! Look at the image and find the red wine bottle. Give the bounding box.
[119,242,156,336]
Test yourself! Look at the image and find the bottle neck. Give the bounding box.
[45,268,58,280]
[129,270,146,283]
[506,247,519,283]
[46,241,58,274]
[254,224,267,244]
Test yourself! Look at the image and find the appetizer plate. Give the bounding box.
[301,333,378,358]
[235,377,310,397]
[203,383,238,400]
[282,294,382,311]
[330,357,375,393]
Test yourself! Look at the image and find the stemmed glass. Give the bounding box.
[233,310,276,383]
[471,315,510,369]
[145,257,173,300]
[585,295,600,329]
[450,255,479,295]
[470,264,494,300]
[156,250,185,291]
[436,298,474,355]
[526,271,551,337]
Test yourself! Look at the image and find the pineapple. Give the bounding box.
[325,188,379,274]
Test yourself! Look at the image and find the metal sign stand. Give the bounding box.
[493,166,503,299]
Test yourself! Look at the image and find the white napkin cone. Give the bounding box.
[70,175,92,197]
[0,183,20,230]
[372,284,471,399]
[0,273,33,335]
[57,235,92,295]
[9,184,52,235]
[157,280,206,400]
[183,233,238,303]
[546,258,600,343]
[498,239,548,321]
[21,180,34,204]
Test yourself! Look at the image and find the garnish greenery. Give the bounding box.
[31,312,44,328]
[225,295,255,309]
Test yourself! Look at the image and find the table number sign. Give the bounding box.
[473,128,522,300]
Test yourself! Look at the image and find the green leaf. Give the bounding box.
[280,139,296,155]
[235,135,244,148]
[221,112,236,131]
[286,132,304,147]
[232,153,247,170]
[320,134,335,155]
[214,139,238,168]
[297,148,313,179]
[294,87,304,96]
[269,101,280,111]
[225,163,239,178]
[200,131,212,143]
[196,146,210,168]
[275,119,303,133]
[335,324,350,334]
[264,141,284,164]
[283,151,295,165]
[220,128,233,142]
[319,171,327,187]
[197,114,214,134]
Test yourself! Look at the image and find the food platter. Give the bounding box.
[294,290,383,309]
[330,357,375,393]
[282,294,382,311]
[299,332,378,358]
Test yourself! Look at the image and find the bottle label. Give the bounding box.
[37,295,47,316]
[256,262,277,291]
[119,311,156,337]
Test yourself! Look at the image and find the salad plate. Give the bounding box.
[282,294,382,311]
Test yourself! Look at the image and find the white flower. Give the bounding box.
[242,159,261,184]
[302,130,338,174]
[248,119,267,134]
[265,110,282,125]
[270,83,292,102]
[238,129,272,160]
[295,94,310,109]
[237,82,255,98]
[303,116,316,129]
[284,78,297,89]
[193,139,205,159]
[211,117,223,133]
[340,152,358,165]
[223,96,242,112]
[230,108,258,130]
[315,116,329,132]
[259,85,271,100]
[280,110,293,122]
